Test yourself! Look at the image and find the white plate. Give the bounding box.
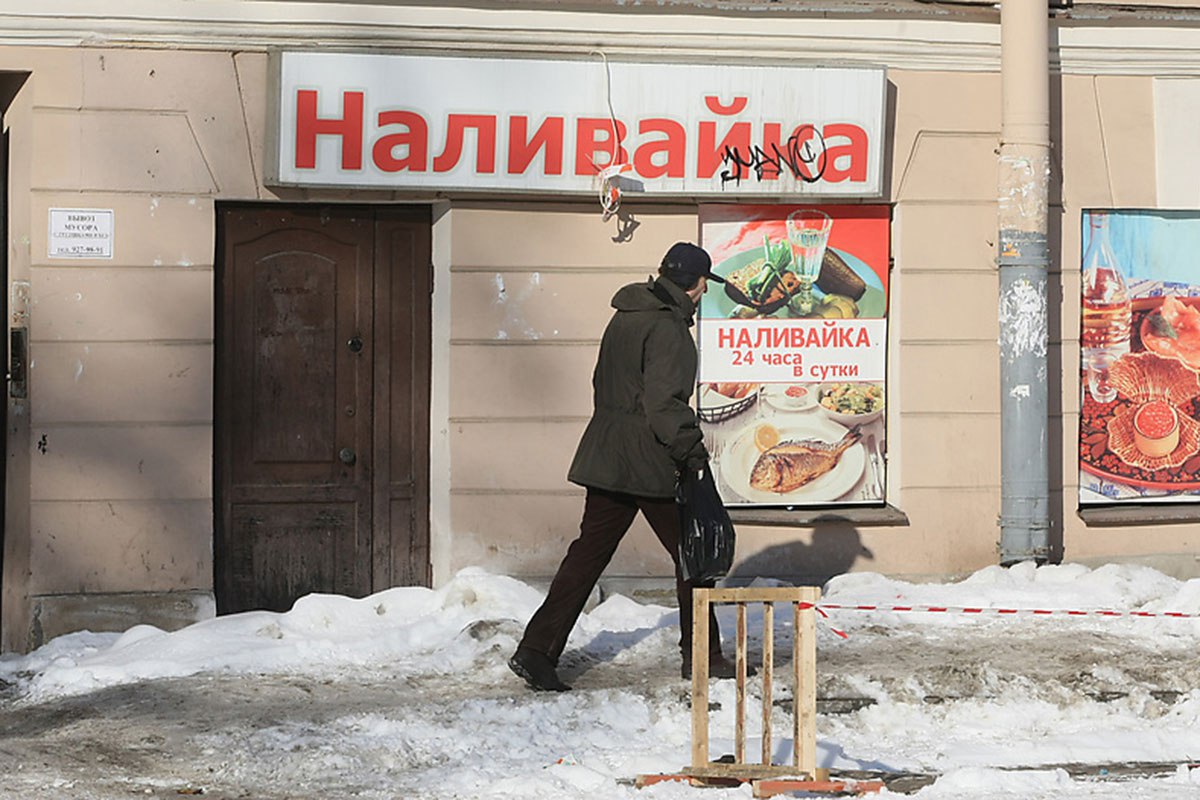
[762,383,817,413]
[718,417,865,504]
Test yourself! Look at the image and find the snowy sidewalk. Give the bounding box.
[3,563,1200,799]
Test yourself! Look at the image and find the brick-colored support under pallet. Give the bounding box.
[637,587,883,798]
[635,773,886,798]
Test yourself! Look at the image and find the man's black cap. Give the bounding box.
[661,242,725,284]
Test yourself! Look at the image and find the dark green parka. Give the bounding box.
[567,276,709,498]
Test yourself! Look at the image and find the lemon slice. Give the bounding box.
[754,424,780,453]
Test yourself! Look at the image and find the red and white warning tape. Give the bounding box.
[817,602,1200,619]
[794,601,1200,640]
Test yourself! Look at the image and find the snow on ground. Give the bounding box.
[2,562,1200,799]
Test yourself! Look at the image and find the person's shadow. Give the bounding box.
[725,527,873,588]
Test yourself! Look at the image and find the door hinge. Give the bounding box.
[429,261,435,294]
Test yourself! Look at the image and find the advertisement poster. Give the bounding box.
[1078,209,1200,504]
[697,204,890,507]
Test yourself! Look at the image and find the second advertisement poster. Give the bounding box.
[697,204,891,507]
[1077,209,1200,504]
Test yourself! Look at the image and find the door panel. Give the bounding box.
[248,250,338,465]
[217,207,381,614]
[229,501,360,610]
[232,229,369,486]
[374,214,432,587]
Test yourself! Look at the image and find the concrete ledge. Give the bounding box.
[30,590,215,648]
[728,504,910,527]
[1077,504,1200,527]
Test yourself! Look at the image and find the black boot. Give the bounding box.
[508,646,572,692]
[681,652,758,680]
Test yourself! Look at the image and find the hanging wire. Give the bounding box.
[590,49,628,219]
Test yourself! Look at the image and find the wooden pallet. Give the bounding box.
[637,588,884,797]
[695,587,821,775]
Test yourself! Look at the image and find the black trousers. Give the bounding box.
[519,486,722,664]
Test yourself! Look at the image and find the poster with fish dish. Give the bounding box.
[697,204,890,507]
[1078,209,1200,504]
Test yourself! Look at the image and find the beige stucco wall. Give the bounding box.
[6,47,265,647]
[1055,74,1200,568]
[441,66,1195,589]
[443,71,1004,587]
[0,4,1197,649]
[446,203,695,582]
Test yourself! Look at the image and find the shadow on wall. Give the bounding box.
[609,206,640,243]
[726,526,874,589]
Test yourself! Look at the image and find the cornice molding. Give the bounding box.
[0,3,1198,75]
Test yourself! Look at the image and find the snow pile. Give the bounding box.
[4,562,1200,800]
[823,560,1200,634]
[0,568,672,700]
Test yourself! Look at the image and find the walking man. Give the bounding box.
[508,242,740,692]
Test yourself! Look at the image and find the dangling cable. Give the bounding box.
[590,50,629,219]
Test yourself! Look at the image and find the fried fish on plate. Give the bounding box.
[749,428,861,494]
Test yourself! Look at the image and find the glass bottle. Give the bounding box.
[1080,212,1131,403]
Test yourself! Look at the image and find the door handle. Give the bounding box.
[338,447,357,466]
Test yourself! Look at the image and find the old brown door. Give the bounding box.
[215,205,430,614]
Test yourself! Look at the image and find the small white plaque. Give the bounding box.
[48,208,114,259]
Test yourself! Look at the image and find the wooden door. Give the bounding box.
[373,214,432,587]
[216,205,430,614]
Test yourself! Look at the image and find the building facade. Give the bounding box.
[2,0,1200,651]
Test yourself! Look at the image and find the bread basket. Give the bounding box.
[698,384,759,423]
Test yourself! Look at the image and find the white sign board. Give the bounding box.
[271,52,886,197]
[48,208,114,259]
[1155,78,1200,208]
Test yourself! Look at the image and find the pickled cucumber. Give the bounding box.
[822,294,860,318]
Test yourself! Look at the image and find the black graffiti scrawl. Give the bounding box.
[720,125,829,187]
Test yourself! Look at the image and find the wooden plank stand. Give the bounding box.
[636,587,884,798]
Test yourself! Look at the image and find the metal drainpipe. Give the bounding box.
[997,0,1051,564]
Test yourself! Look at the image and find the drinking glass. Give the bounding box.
[785,209,833,315]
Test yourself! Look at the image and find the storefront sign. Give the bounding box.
[698,204,890,507]
[48,208,113,259]
[1078,209,1200,504]
[269,52,886,197]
